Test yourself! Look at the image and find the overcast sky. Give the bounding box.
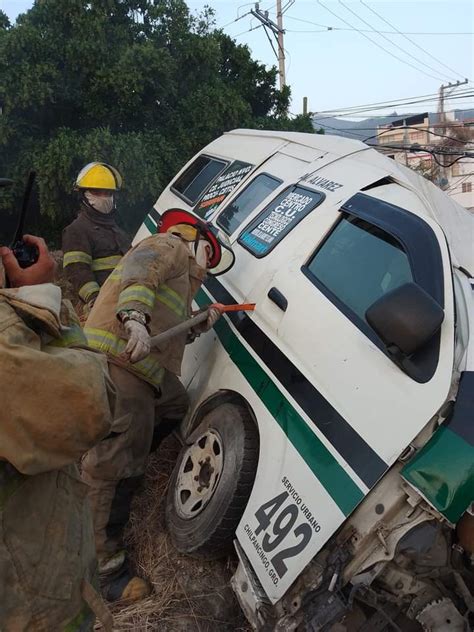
[2,0,473,118]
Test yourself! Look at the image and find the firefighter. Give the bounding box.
[0,178,116,630]
[62,162,130,317]
[82,209,235,601]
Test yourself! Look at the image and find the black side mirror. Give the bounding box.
[366,283,444,357]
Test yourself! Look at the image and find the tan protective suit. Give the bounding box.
[0,283,115,631]
[82,234,205,563]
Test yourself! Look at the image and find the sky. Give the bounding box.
[1,0,473,119]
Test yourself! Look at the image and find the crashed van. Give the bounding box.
[134,130,474,630]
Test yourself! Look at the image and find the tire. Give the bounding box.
[165,403,259,558]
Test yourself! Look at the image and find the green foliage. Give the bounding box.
[0,0,313,245]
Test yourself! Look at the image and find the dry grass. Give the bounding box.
[97,436,251,632]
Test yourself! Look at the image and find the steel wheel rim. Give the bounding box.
[174,429,224,520]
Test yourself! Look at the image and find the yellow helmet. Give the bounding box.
[75,162,122,191]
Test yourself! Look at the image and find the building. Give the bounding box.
[377,112,474,212]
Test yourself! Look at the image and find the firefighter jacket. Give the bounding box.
[0,284,115,632]
[62,205,130,306]
[84,233,206,389]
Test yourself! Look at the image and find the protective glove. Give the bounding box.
[121,320,151,364]
[192,307,223,335]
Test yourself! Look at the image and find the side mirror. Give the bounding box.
[366,283,444,357]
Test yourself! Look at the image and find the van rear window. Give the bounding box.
[172,155,227,205]
[238,185,324,257]
[217,173,281,235]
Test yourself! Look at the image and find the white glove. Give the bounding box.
[122,320,151,363]
[192,307,223,335]
[206,307,222,330]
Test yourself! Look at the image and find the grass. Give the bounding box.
[95,436,251,632]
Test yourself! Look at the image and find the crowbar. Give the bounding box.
[150,303,255,348]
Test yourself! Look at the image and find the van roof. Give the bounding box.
[223,129,474,275]
[226,128,367,154]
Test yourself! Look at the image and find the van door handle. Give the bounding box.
[268,287,288,312]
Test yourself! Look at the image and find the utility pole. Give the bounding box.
[276,0,286,90]
[437,78,468,134]
[437,78,468,188]
[251,2,286,89]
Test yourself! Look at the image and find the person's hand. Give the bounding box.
[192,306,223,335]
[121,320,151,363]
[206,306,222,330]
[0,235,56,287]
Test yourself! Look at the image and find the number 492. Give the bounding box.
[254,491,313,579]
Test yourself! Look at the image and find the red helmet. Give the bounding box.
[158,209,235,276]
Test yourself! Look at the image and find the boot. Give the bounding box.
[100,552,151,603]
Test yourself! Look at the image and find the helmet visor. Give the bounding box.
[207,226,235,276]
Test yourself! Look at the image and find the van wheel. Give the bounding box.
[165,403,259,559]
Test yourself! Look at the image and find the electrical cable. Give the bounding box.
[313,93,474,120]
[339,0,457,83]
[318,0,463,82]
[363,125,473,143]
[360,0,469,81]
[234,23,264,38]
[313,89,474,114]
[284,14,474,35]
[218,11,251,30]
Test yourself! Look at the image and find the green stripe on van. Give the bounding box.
[144,214,157,234]
[195,288,364,516]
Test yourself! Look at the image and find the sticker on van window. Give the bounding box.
[238,186,324,257]
[195,161,253,219]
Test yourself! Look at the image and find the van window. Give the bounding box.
[172,155,227,205]
[238,185,324,257]
[305,215,413,324]
[217,173,281,235]
[195,161,254,220]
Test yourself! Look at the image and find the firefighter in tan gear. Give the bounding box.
[82,209,235,601]
[62,162,130,316]
[0,178,116,630]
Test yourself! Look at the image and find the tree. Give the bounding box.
[0,0,312,244]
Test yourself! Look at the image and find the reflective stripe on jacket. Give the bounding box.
[62,206,130,305]
[84,233,206,388]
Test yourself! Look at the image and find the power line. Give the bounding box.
[363,125,473,143]
[313,93,474,120]
[218,11,251,30]
[360,0,469,82]
[337,0,454,83]
[314,89,473,114]
[284,14,474,35]
[234,23,264,37]
[339,0,464,80]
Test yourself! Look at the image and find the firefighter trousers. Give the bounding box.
[81,363,189,563]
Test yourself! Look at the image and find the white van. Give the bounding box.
[134,130,474,631]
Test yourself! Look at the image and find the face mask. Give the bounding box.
[188,239,211,268]
[85,191,114,214]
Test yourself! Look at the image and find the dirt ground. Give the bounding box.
[97,436,251,632]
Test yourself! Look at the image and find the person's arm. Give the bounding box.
[62,222,99,304]
[0,235,56,287]
[0,309,115,475]
[116,236,186,362]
